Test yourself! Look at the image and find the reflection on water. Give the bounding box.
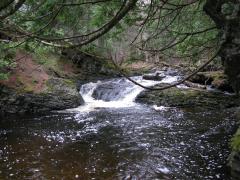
[0,106,237,179]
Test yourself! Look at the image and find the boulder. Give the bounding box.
[164,68,179,76]
[189,72,213,85]
[189,71,234,92]
[0,78,84,115]
[143,72,166,81]
[92,79,131,101]
[211,78,233,92]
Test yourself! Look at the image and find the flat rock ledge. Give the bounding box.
[135,84,240,109]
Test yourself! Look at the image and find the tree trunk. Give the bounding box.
[204,0,240,95]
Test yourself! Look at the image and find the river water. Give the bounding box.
[0,74,237,179]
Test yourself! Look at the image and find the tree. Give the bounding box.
[204,0,240,95]
[0,0,239,93]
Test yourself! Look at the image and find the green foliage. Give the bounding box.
[0,43,16,80]
[23,41,56,65]
[1,0,221,66]
[174,2,218,59]
[231,128,240,152]
[140,0,219,62]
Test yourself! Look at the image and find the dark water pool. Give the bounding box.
[0,105,237,179]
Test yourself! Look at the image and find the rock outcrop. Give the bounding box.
[189,71,233,92]
[0,78,84,115]
[136,84,240,109]
[0,48,120,115]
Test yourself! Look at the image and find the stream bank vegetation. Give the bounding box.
[0,0,240,178]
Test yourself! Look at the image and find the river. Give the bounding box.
[0,73,237,179]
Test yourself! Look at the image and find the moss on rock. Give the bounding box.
[189,71,233,92]
[0,77,84,115]
[136,84,240,109]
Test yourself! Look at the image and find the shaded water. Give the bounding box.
[0,75,237,179]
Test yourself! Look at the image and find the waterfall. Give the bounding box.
[67,73,180,112]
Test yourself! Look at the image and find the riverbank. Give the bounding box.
[0,49,117,115]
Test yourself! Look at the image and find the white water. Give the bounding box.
[68,75,180,112]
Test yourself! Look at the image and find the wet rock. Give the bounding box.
[212,78,233,92]
[228,151,240,180]
[189,71,234,92]
[189,72,213,85]
[164,68,179,76]
[142,72,166,81]
[136,84,240,109]
[92,79,131,101]
[0,78,84,115]
[229,121,240,180]
[184,81,206,89]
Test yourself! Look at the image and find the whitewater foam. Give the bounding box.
[66,75,179,112]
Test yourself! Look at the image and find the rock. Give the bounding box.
[189,71,234,92]
[92,79,131,101]
[201,64,222,72]
[228,151,240,180]
[229,123,240,180]
[76,80,83,92]
[165,68,179,76]
[236,107,240,120]
[211,78,233,92]
[189,72,214,85]
[184,81,206,89]
[135,84,240,109]
[0,78,84,115]
[143,72,166,81]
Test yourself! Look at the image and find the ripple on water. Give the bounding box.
[0,103,237,179]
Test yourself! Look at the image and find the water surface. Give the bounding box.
[0,75,237,179]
